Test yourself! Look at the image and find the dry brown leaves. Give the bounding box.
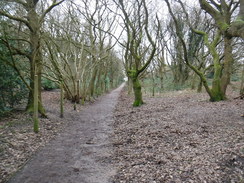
[0,88,243,183]
[112,89,244,183]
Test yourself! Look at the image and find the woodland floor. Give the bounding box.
[0,84,243,183]
[0,89,73,183]
[112,87,244,183]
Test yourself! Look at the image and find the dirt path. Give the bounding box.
[7,84,125,183]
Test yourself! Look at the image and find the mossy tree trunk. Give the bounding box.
[132,79,143,106]
[26,44,46,116]
[208,34,225,101]
[210,66,225,101]
[127,70,143,106]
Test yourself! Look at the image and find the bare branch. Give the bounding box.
[0,10,32,31]
[40,0,65,23]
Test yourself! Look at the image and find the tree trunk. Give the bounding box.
[240,64,244,96]
[221,36,234,95]
[110,72,114,89]
[25,3,46,116]
[160,75,164,92]
[26,60,46,116]
[89,68,97,98]
[197,79,203,93]
[210,64,225,101]
[127,77,133,95]
[76,80,80,103]
[131,76,143,107]
[60,82,64,118]
[33,74,39,133]
[152,84,155,97]
[152,73,155,97]
[96,69,102,96]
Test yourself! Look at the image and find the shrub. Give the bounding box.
[0,61,28,116]
[41,78,58,91]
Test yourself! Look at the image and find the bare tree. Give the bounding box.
[43,1,124,105]
[114,0,157,106]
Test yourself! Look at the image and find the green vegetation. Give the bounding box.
[0,47,28,116]
[42,78,58,91]
[142,70,243,96]
[142,74,191,94]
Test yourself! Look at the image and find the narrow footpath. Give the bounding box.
[8,84,125,183]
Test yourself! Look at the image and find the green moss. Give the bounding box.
[127,70,137,78]
[209,94,224,102]
[128,70,144,107]
[218,22,229,31]
[210,80,226,102]
[132,77,143,106]
[133,100,143,107]
[81,98,85,105]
